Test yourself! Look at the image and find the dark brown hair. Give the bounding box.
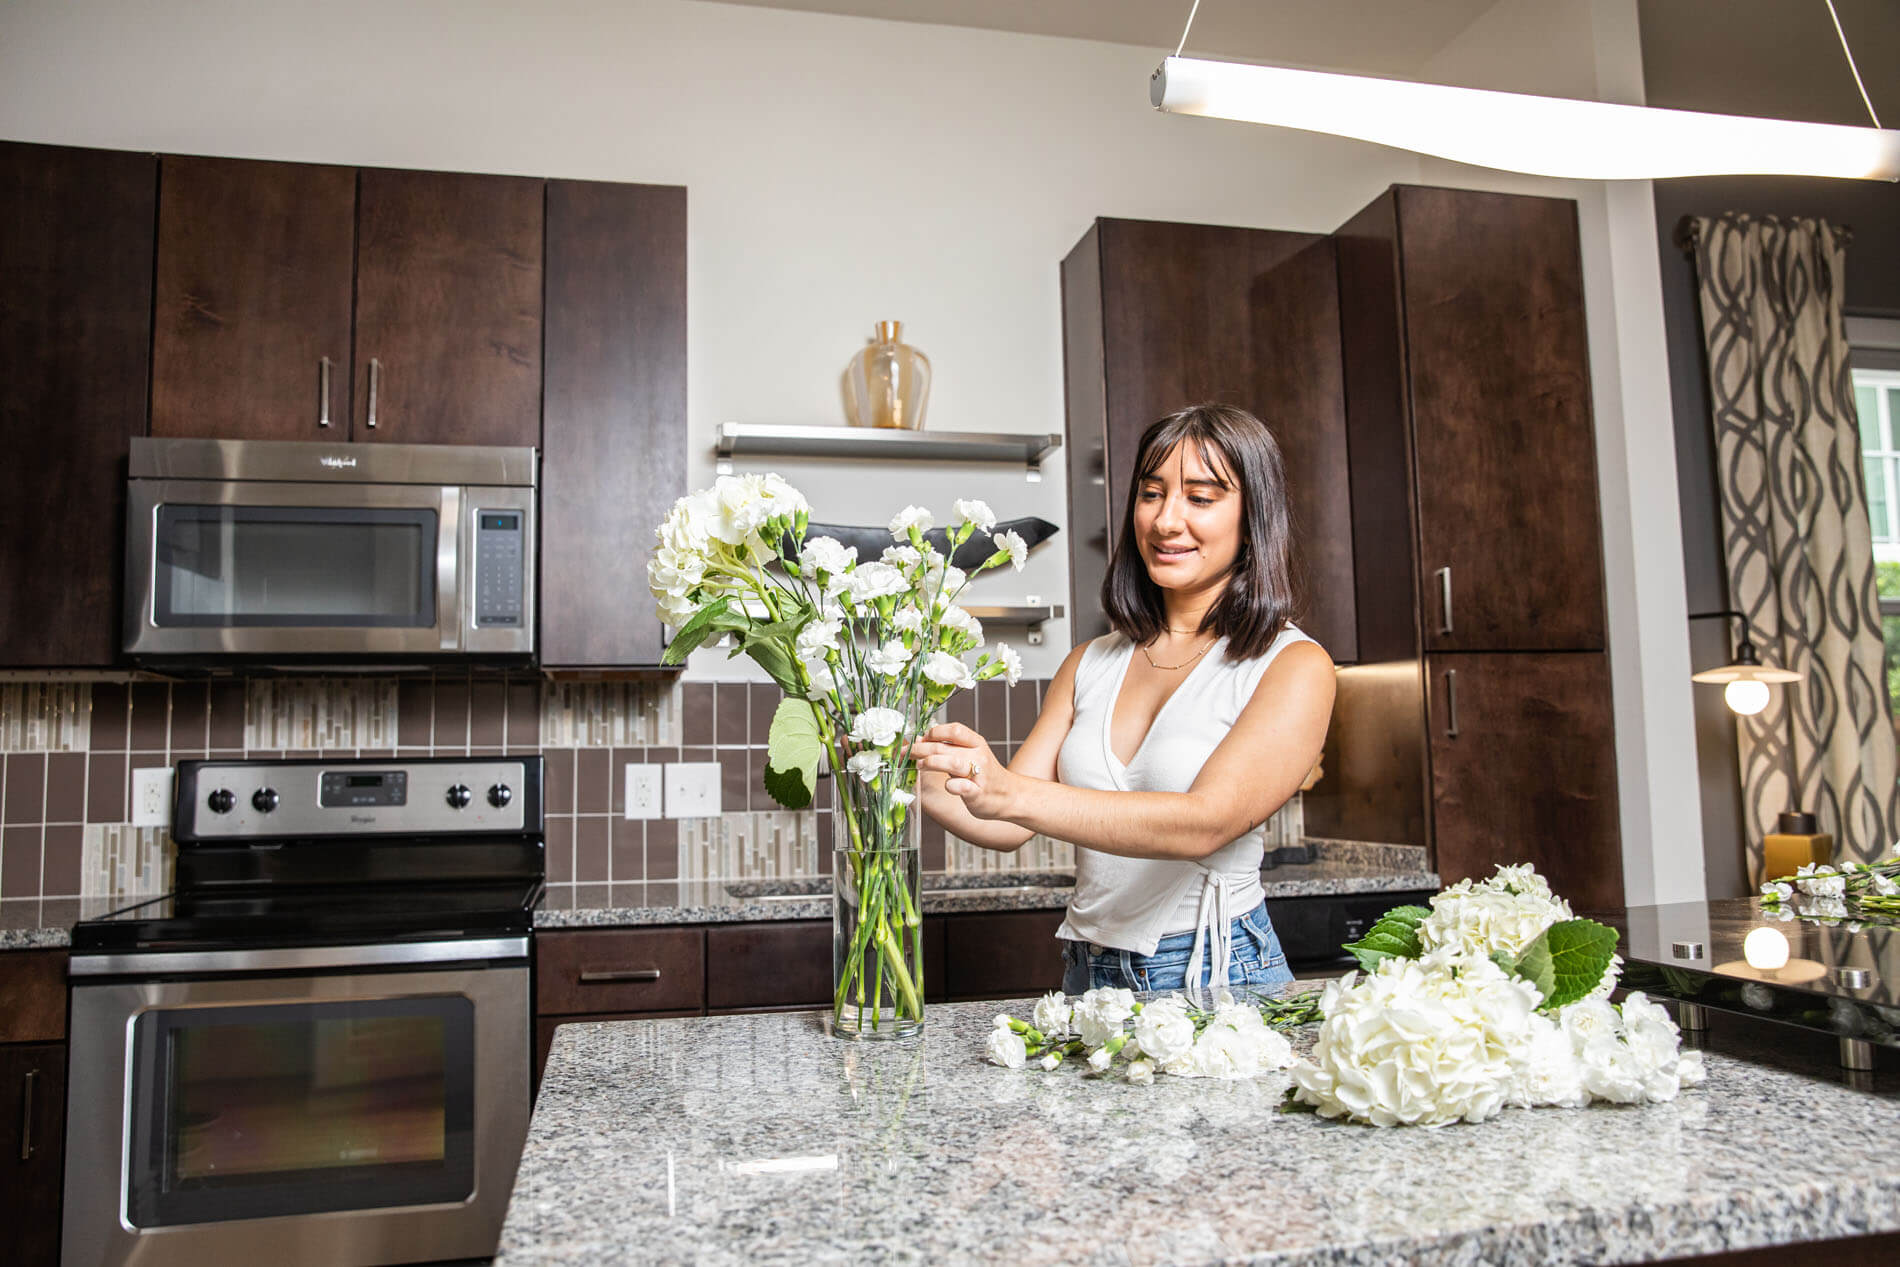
[1100,403,1301,660]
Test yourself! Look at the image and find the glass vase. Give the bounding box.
[843,320,931,430]
[831,778,924,1042]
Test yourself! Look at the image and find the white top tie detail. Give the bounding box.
[1183,868,1234,999]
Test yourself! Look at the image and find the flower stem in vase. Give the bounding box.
[832,795,923,1041]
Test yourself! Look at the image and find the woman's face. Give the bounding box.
[1132,441,1244,604]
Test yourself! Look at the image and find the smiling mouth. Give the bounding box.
[1151,544,1198,561]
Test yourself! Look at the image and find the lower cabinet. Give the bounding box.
[939,910,1067,1001]
[0,949,68,1267]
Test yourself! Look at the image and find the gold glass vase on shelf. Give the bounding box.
[844,320,931,429]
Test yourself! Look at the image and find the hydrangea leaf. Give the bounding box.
[1513,918,1619,1011]
[1342,904,1432,973]
[741,639,804,698]
[660,597,739,665]
[763,698,824,810]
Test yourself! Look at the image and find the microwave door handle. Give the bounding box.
[439,486,462,651]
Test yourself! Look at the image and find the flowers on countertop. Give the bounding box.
[1758,845,1900,926]
[985,864,1707,1128]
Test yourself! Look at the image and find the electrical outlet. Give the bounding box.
[663,762,722,819]
[132,767,173,828]
[624,764,663,820]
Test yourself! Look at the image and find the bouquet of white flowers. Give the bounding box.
[649,475,1026,1039]
[1758,847,1900,925]
[987,987,1313,1081]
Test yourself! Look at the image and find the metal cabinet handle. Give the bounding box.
[1444,668,1460,739]
[366,357,381,429]
[579,967,662,984]
[318,356,333,428]
[1435,566,1454,636]
[19,1068,36,1161]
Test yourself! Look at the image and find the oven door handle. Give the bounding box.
[68,936,529,978]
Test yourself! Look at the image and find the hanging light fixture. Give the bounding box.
[1150,0,1898,182]
[1689,612,1801,716]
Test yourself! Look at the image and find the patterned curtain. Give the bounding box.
[1688,213,1899,877]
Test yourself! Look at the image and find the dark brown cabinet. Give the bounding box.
[1061,219,1357,661]
[0,1043,65,1267]
[540,180,687,668]
[1426,653,1623,912]
[940,909,1066,1001]
[0,142,155,667]
[150,158,543,446]
[150,156,357,440]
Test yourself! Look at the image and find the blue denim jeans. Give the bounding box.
[1059,903,1294,994]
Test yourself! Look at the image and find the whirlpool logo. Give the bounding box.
[350,814,377,825]
[320,455,358,469]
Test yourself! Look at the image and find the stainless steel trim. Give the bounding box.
[1435,566,1454,636]
[441,485,464,651]
[1670,940,1706,960]
[1444,668,1459,738]
[318,357,333,429]
[1841,1036,1876,1070]
[716,421,1062,468]
[578,968,662,984]
[366,357,381,428]
[69,937,528,978]
[1677,1002,1707,1032]
[128,437,537,487]
[19,1068,35,1161]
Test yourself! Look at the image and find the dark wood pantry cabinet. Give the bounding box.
[0,949,70,1267]
[0,141,155,667]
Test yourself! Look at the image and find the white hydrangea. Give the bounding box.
[847,707,907,749]
[1505,1014,1589,1109]
[865,638,913,677]
[922,651,977,691]
[889,505,935,537]
[1073,987,1136,1049]
[799,536,857,576]
[1032,991,1072,1036]
[953,499,997,531]
[1418,867,1574,962]
[844,751,883,784]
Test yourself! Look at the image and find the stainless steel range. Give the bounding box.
[63,755,544,1267]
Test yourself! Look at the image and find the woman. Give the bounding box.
[911,403,1335,994]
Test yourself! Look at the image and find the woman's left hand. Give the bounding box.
[910,723,1015,820]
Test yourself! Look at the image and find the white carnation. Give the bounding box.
[889,505,935,537]
[1032,991,1072,1036]
[1040,1052,1062,1072]
[802,657,836,700]
[1073,987,1136,1049]
[922,651,977,691]
[891,605,927,633]
[986,1027,1026,1069]
[1506,1015,1588,1109]
[890,788,915,807]
[990,644,1023,687]
[1186,1004,1295,1080]
[940,605,982,643]
[794,618,842,661]
[1126,1059,1155,1085]
[837,561,909,603]
[800,536,857,576]
[1760,880,1794,901]
[995,528,1029,572]
[865,638,913,677]
[1130,996,1197,1069]
[953,499,997,532]
[844,751,883,784]
[926,565,969,608]
[881,544,922,570]
[1087,1047,1113,1072]
[847,707,907,749]
[1795,864,1846,898]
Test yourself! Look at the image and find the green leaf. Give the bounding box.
[1279,1087,1319,1114]
[1513,919,1620,1011]
[1342,904,1431,973]
[763,698,824,810]
[660,597,735,665]
[742,640,804,697]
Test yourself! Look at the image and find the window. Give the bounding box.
[1853,339,1900,719]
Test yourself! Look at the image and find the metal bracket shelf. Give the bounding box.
[716,423,1062,481]
[962,604,1066,647]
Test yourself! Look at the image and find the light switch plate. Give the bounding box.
[132,767,173,828]
[663,762,722,819]
[624,764,663,820]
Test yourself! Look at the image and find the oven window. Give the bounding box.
[152,505,437,628]
[126,996,475,1227]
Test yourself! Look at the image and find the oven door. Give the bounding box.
[63,947,530,1267]
[124,478,535,660]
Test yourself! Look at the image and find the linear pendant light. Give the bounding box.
[1150,55,1900,182]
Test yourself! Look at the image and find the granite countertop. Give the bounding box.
[534,839,1439,929]
[498,999,1900,1267]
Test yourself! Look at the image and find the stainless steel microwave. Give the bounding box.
[125,438,536,664]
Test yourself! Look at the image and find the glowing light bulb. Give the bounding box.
[1725,679,1771,716]
[1743,926,1790,971]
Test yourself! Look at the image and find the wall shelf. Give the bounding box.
[716,423,1062,481]
[963,603,1066,646]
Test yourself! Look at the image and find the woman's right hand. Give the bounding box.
[910,723,1016,821]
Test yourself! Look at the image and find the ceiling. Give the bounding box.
[695,0,1501,76]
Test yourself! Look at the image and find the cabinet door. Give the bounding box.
[1400,188,1606,652]
[541,180,686,667]
[535,927,705,1016]
[0,1043,67,1267]
[0,142,154,667]
[941,910,1065,1001]
[706,921,831,1011]
[1426,652,1622,913]
[151,156,356,439]
[353,169,543,446]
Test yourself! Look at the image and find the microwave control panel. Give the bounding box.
[474,510,524,627]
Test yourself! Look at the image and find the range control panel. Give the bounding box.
[175,756,541,842]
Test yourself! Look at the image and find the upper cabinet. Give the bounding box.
[0,142,155,668]
[152,159,543,447]
[1061,219,1358,662]
[1340,187,1606,658]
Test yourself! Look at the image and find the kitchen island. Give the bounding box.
[498,999,1900,1266]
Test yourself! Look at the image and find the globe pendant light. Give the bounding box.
[1150,1,1897,183]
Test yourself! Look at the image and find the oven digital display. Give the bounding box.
[319,770,407,807]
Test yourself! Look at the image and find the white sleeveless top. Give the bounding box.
[1054,623,1319,964]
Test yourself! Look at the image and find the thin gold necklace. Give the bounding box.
[1140,634,1217,671]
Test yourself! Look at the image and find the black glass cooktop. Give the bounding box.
[71,879,543,954]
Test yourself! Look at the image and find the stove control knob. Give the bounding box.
[252,787,280,814]
[207,788,236,814]
[446,784,473,810]
[488,783,513,808]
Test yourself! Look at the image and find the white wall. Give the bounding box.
[0,0,1701,897]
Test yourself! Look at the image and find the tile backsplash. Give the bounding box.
[0,675,1300,904]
